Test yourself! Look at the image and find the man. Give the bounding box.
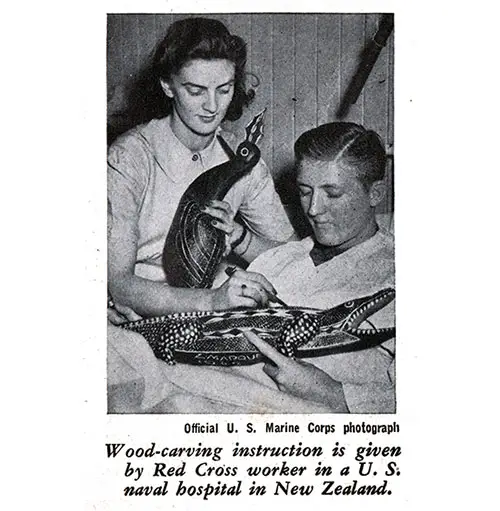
[241,121,395,413]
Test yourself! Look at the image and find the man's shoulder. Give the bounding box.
[249,237,314,273]
[272,237,314,257]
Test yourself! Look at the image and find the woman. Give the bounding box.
[108,17,293,317]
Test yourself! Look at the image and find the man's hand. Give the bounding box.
[108,301,142,325]
[244,331,349,412]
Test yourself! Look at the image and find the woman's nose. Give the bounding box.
[203,92,218,113]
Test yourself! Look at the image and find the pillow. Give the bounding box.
[376,212,394,234]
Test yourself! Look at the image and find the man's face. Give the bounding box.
[162,59,235,139]
[297,159,377,251]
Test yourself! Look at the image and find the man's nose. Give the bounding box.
[203,92,218,113]
[307,191,323,217]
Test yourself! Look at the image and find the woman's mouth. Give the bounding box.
[199,114,217,123]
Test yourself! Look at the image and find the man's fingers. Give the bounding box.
[244,331,288,366]
[262,362,279,380]
[114,302,142,321]
[107,308,128,326]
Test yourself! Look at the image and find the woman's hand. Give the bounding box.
[202,200,244,255]
[210,269,277,310]
[244,331,349,412]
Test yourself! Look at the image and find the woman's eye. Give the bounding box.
[327,192,342,199]
[217,86,233,95]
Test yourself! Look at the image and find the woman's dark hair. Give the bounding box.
[294,122,387,189]
[123,17,255,130]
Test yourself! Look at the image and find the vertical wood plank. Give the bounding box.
[154,13,173,44]
[272,14,296,179]
[317,14,342,124]
[247,14,274,171]
[208,13,232,30]
[120,15,139,82]
[137,15,158,65]
[294,14,318,138]
[387,27,395,153]
[222,15,253,141]
[386,29,394,213]
[107,15,122,93]
[362,14,389,141]
[363,15,394,214]
[227,13,252,67]
[338,14,365,124]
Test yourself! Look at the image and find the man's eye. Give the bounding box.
[326,192,342,199]
[186,86,203,96]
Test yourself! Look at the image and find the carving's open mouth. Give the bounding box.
[342,288,395,336]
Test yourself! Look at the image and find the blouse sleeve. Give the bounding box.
[226,157,294,242]
[107,134,148,250]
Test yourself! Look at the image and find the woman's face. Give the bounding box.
[161,59,235,142]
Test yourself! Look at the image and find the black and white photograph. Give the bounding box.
[106,13,396,414]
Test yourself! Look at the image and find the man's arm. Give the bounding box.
[244,331,349,412]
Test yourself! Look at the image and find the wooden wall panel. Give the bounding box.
[339,14,365,125]
[363,14,389,138]
[154,13,173,44]
[119,15,139,82]
[248,14,274,170]
[107,13,394,212]
[317,14,342,125]
[294,14,318,140]
[137,15,157,66]
[271,15,296,178]
[106,15,122,94]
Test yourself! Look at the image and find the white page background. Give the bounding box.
[2,1,498,509]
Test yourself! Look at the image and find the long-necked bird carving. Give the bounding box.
[163,110,266,288]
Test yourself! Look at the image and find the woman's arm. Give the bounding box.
[204,200,297,264]
[108,231,278,316]
[231,222,287,263]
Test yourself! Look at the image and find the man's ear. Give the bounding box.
[369,180,386,207]
[160,79,174,98]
